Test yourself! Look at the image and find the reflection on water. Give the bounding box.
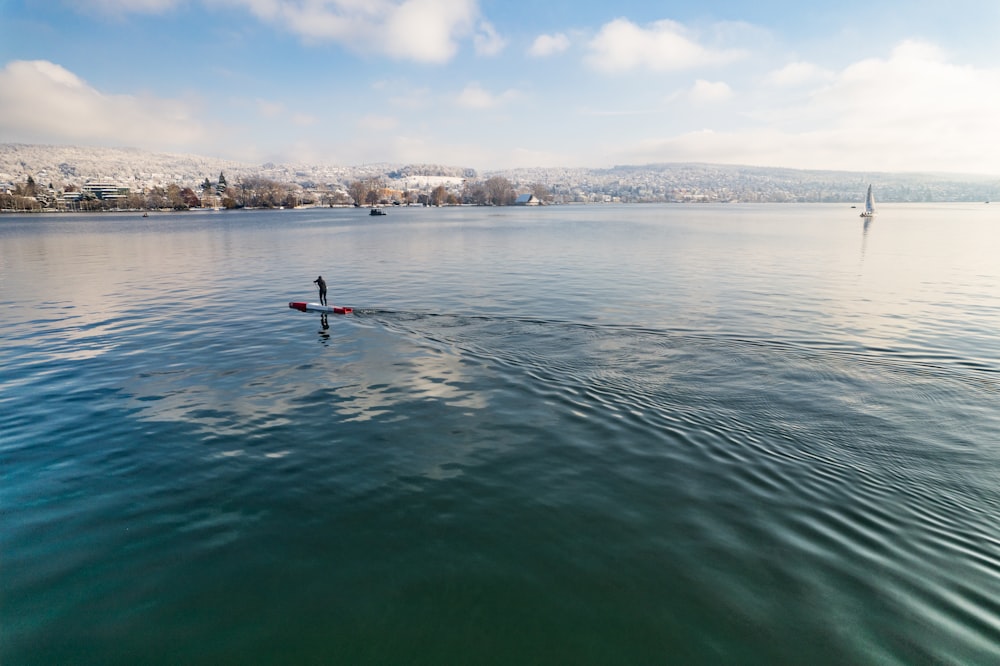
[2,206,1000,664]
[861,215,872,264]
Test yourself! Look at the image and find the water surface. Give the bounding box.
[3,204,999,664]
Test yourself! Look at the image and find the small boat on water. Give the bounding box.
[370,207,386,216]
[860,184,876,218]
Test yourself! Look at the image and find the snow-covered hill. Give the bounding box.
[0,143,469,190]
[2,143,997,203]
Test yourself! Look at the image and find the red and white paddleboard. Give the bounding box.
[289,302,353,315]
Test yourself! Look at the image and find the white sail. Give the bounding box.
[860,184,876,217]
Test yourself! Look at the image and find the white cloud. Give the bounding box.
[94,0,481,63]
[357,115,399,131]
[611,40,1000,174]
[389,87,433,109]
[474,20,506,56]
[256,99,285,118]
[766,61,834,87]
[291,112,317,126]
[456,83,518,109]
[800,40,1000,170]
[0,60,206,150]
[456,84,492,109]
[89,0,181,12]
[528,33,570,57]
[221,0,478,63]
[383,0,478,62]
[586,18,746,72]
[687,79,733,103]
[254,99,315,126]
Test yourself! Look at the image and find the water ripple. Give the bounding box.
[4,207,1000,664]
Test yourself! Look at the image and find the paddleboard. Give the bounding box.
[289,302,353,315]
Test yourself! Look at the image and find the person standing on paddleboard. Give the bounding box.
[313,275,327,305]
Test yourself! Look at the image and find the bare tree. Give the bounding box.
[263,181,286,208]
[431,184,448,206]
[347,180,368,207]
[367,177,386,204]
[126,191,146,210]
[284,184,304,208]
[485,176,515,206]
[146,186,167,209]
[327,190,351,206]
[462,180,488,205]
[180,187,201,208]
[167,184,186,209]
[530,182,553,204]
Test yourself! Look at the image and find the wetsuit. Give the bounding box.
[314,276,327,305]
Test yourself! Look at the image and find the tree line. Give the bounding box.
[0,172,321,211]
[2,172,554,212]
[347,175,552,207]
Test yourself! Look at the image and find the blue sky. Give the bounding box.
[2,0,999,173]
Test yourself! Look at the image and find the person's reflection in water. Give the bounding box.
[318,313,330,342]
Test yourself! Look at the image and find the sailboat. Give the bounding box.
[860,184,876,217]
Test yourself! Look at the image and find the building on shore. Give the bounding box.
[82,181,129,204]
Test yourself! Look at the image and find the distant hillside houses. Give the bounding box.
[3,144,1000,207]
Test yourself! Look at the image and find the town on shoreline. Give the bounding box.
[2,143,998,213]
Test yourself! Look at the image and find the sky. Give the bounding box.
[1,0,999,174]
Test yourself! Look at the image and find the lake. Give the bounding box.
[2,204,999,664]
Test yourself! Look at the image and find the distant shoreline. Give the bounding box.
[4,144,999,207]
[2,201,992,216]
